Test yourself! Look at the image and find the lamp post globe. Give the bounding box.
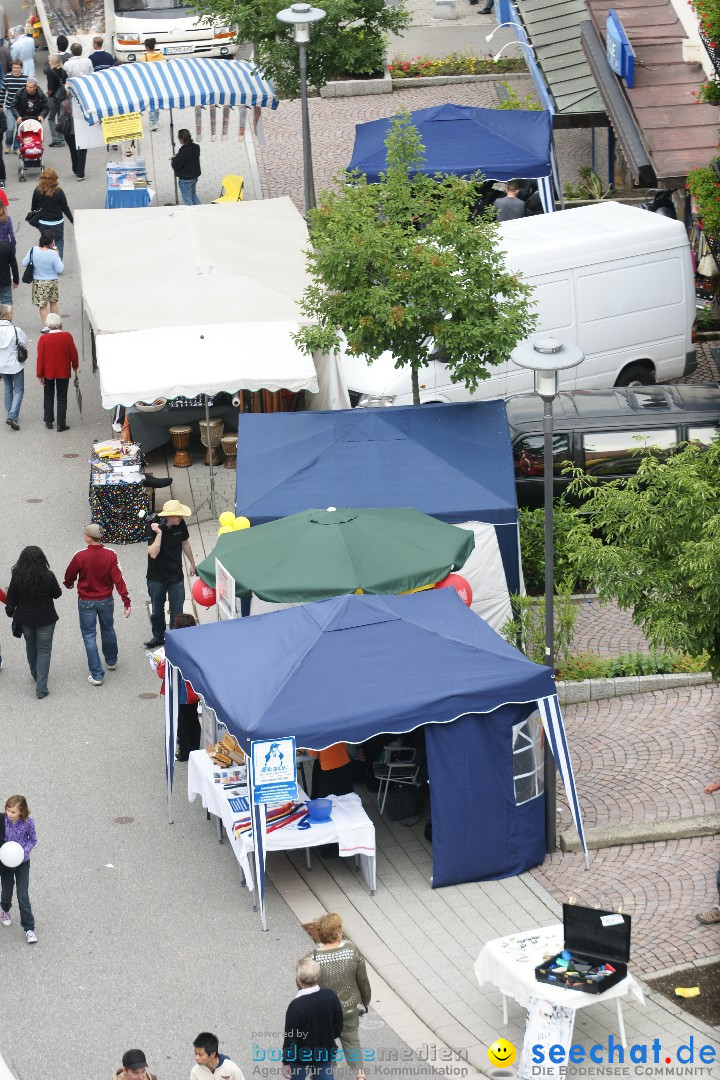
[511,337,584,854]
[276,2,326,213]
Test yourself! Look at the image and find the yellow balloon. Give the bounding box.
[217,525,234,536]
[218,512,236,528]
[233,516,250,530]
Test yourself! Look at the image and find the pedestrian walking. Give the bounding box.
[171,128,201,205]
[144,499,195,648]
[192,1033,244,1080]
[14,78,48,123]
[697,779,720,924]
[138,38,164,130]
[30,167,73,259]
[2,59,25,152]
[5,546,61,699]
[0,236,18,312]
[156,613,201,760]
[282,958,343,1080]
[55,35,70,63]
[0,794,38,943]
[63,42,93,78]
[0,304,27,430]
[55,91,86,179]
[0,6,10,48]
[63,523,131,686]
[37,312,78,431]
[22,229,63,326]
[10,26,35,78]
[0,201,17,253]
[308,914,371,1079]
[90,36,116,71]
[114,1049,158,1080]
[45,54,67,146]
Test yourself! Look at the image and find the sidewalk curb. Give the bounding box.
[556,671,714,705]
[560,812,720,853]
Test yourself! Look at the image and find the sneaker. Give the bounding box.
[0,910,10,926]
[25,929,37,943]
[6,417,19,430]
[144,638,164,649]
[696,906,720,925]
[106,662,117,670]
[88,675,104,686]
[57,425,70,432]
[45,421,53,429]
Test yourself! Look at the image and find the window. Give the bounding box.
[513,713,544,805]
[687,425,720,447]
[43,0,104,35]
[513,434,571,478]
[116,0,190,10]
[582,428,677,476]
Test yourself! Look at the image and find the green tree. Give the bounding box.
[564,439,720,675]
[293,113,538,404]
[191,0,410,98]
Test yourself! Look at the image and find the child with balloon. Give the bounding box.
[0,794,38,943]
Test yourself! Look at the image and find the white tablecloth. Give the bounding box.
[187,750,376,893]
[475,924,645,1011]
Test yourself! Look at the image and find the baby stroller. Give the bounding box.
[17,119,44,182]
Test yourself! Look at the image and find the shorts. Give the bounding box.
[0,284,12,305]
[31,278,58,308]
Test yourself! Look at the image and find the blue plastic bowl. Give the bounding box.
[306,798,333,822]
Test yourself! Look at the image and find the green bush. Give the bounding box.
[388,51,525,79]
[519,502,585,595]
[555,649,710,681]
[500,582,577,666]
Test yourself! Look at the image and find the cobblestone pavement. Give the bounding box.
[533,685,720,975]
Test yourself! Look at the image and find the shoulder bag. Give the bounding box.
[21,247,34,285]
[13,325,27,364]
[25,208,42,228]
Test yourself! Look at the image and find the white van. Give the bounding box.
[343,203,697,408]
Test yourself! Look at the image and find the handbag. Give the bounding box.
[55,99,71,137]
[25,208,42,228]
[21,248,34,285]
[13,326,27,364]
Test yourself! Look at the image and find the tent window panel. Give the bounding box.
[513,713,544,805]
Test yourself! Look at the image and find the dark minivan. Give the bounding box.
[507,385,720,508]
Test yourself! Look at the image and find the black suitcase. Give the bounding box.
[535,903,631,995]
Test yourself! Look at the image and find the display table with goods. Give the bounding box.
[89,440,149,544]
[187,746,377,896]
[474,910,645,1049]
[105,160,155,210]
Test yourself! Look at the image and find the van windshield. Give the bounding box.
[115,0,191,10]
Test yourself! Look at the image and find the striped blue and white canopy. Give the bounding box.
[68,58,278,125]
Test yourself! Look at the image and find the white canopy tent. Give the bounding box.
[73,198,320,408]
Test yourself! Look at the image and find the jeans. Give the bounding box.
[22,622,55,696]
[65,133,86,178]
[2,368,24,421]
[147,577,185,643]
[43,377,69,427]
[38,220,64,259]
[78,597,117,681]
[289,1067,335,1080]
[47,94,65,145]
[149,108,159,129]
[1,860,34,931]
[178,178,201,205]
[4,108,18,149]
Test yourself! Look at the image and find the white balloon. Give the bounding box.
[0,841,24,868]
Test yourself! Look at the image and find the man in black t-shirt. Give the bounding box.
[145,499,196,648]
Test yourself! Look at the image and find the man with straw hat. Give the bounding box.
[145,499,195,649]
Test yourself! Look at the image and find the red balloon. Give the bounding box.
[433,573,473,607]
[192,578,217,607]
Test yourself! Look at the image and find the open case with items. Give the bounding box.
[535,903,631,995]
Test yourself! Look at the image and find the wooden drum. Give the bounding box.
[198,417,224,466]
[221,434,238,470]
[169,425,193,468]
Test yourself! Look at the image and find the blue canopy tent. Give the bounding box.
[347,103,555,213]
[234,401,521,628]
[164,590,588,925]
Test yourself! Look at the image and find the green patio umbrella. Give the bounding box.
[196,507,475,603]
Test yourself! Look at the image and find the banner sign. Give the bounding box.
[606,10,635,87]
[250,737,298,805]
[101,112,144,143]
[215,558,236,621]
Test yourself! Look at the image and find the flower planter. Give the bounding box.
[319,67,393,97]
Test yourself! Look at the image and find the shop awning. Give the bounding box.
[67,58,277,125]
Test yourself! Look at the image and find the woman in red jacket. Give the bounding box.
[36,312,78,432]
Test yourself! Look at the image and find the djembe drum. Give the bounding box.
[169,425,193,468]
[221,434,238,470]
[198,417,224,466]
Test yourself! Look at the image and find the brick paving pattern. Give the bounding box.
[533,686,720,974]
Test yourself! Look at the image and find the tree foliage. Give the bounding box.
[191,0,410,97]
[564,440,720,675]
[294,113,538,403]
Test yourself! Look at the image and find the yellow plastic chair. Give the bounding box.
[213,175,244,203]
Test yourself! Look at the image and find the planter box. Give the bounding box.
[392,70,528,89]
[320,67,393,98]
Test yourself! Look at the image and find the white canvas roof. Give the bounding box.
[73,198,319,408]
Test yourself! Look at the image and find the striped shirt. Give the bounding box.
[2,73,27,110]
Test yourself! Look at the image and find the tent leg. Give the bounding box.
[216,814,223,844]
[192,396,219,523]
[305,848,311,870]
[550,140,564,211]
[170,107,179,205]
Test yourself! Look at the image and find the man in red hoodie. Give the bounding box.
[63,523,131,685]
[37,312,78,432]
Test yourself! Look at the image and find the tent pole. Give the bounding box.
[170,107,179,205]
[206,393,217,517]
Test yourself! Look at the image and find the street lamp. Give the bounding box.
[276,2,326,214]
[490,39,536,62]
[511,337,584,854]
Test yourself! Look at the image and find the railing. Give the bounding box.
[698,26,720,77]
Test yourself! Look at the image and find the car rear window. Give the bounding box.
[513,434,571,478]
[582,428,677,476]
[687,424,720,447]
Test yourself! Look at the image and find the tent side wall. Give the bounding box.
[426,705,545,887]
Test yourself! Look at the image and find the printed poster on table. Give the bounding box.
[518,997,575,1080]
[215,557,236,621]
[250,737,298,805]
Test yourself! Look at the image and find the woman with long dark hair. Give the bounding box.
[5,546,61,699]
